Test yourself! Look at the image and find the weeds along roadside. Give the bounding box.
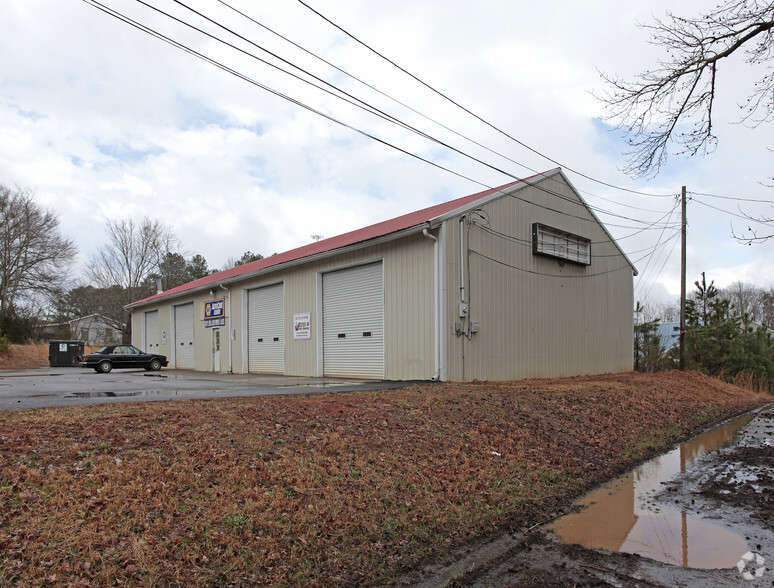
[0,370,768,585]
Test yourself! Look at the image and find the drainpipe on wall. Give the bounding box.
[219,284,232,373]
[459,216,466,305]
[422,227,440,381]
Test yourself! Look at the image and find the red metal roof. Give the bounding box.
[129,175,539,307]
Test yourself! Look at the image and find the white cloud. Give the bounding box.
[0,0,772,307]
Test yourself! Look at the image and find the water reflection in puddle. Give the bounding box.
[65,390,214,398]
[548,413,754,569]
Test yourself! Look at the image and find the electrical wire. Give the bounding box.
[296,0,676,198]
[156,0,678,225]
[84,0,678,232]
[80,0,490,187]
[690,191,774,204]
[476,222,680,259]
[469,248,636,278]
[221,0,678,214]
[692,199,774,225]
[636,231,682,307]
[86,0,686,303]
[633,198,680,299]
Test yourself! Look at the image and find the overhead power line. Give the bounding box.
[690,191,774,204]
[692,199,774,225]
[163,0,676,224]
[296,0,675,198]
[83,0,682,290]
[218,0,676,213]
[85,0,676,233]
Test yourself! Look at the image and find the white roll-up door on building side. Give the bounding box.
[323,262,384,378]
[144,310,159,351]
[248,283,285,374]
[174,303,194,369]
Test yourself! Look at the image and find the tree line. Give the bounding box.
[0,184,264,347]
[635,273,774,392]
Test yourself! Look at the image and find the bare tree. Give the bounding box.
[761,287,774,328]
[653,300,681,323]
[222,250,264,270]
[0,184,77,312]
[598,2,774,179]
[87,217,178,339]
[720,280,764,321]
[731,212,774,244]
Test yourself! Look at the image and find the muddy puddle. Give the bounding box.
[65,390,215,398]
[548,413,755,569]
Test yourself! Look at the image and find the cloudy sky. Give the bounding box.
[1,0,773,309]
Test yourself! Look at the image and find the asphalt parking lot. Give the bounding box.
[0,367,415,410]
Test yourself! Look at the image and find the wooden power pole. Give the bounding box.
[679,186,687,371]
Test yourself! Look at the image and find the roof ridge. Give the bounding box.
[128,173,547,307]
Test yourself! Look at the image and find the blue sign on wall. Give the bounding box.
[204,298,226,328]
[205,298,225,319]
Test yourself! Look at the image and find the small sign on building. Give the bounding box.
[205,299,226,328]
[293,313,311,340]
[205,298,225,319]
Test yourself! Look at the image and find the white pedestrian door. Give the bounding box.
[212,328,221,372]
[323,262,384,379]
[247,284,285,374]
[174,302,194,369]
[144,310,159,352]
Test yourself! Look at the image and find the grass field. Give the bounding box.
[0,370,768,585]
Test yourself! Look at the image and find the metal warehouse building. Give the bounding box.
[128,169,637,382]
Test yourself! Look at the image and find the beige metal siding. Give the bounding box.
[444,174,633,381]
[230,235,435,380]
[133,305,172,359]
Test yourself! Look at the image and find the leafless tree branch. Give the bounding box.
[597,1,774,178]
[0,184,77,312]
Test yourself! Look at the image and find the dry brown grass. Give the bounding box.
[0,370,769,585]
[0,343,50,370]
[0,344,101,371]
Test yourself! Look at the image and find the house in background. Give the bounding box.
[40,314,121,346]
[656,322,681,352]
[68,314,122,346]
[128,168,637,381]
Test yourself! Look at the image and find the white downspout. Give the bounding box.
[423,227,440,381]
[438,222,447,381]
[459,216,466,304]
[219,284,232,373]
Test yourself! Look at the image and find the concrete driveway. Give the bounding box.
[0,367,417,410]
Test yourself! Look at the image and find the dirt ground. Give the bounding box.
[429,406,774,587]
[1,356,770,585]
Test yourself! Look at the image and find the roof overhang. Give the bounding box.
[127,223,431,310]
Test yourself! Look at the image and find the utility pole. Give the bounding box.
[679,186,687,371]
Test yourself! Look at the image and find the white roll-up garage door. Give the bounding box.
[144,310,159,351]
[174,302,194,369]
[247,283,285,374]
[323,262,384,378]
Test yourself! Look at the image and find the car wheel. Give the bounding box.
[98,360,112,373]
[149,359,162,371]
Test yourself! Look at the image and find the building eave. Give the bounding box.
[127,224,430,310]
